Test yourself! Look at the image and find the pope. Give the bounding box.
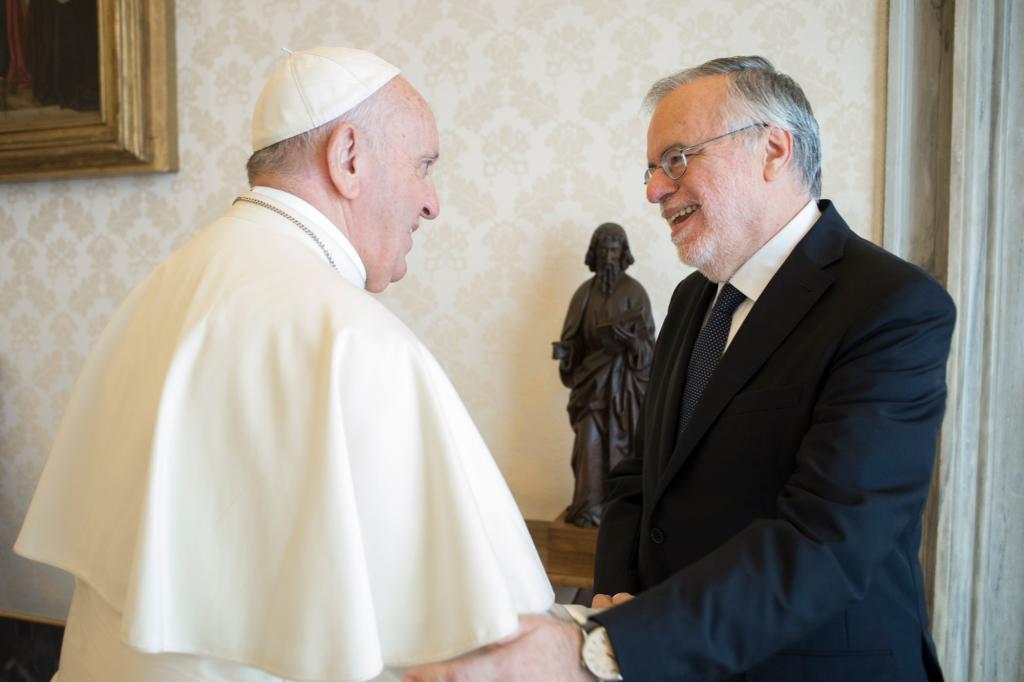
[15,47,553,682]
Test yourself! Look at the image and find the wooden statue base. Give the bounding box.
[525,512,598,589]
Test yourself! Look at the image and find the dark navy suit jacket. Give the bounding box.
[592,202,953,681]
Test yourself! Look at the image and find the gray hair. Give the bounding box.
[245,86,388,185]
[644,56,821,198]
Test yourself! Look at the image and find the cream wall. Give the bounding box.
[0,0,887,619]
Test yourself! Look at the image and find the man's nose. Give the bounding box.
[421,182,440,220]
[646,170,677,204]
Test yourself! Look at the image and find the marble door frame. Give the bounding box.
[884,1,1023,679]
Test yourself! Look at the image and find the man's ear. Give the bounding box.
[326,123,361,199]
[762,126,794,183]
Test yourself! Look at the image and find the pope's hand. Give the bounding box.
[402,614,591,682]
[591,592,635,609]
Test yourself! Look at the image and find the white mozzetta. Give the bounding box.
[14,193,554,680]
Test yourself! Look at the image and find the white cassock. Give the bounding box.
[15,187,554,681]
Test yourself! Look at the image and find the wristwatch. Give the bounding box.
[547,603,624,681]
[580,621,623,681]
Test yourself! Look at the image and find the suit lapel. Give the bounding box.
[654,279,717,475]
[651,203,851,508]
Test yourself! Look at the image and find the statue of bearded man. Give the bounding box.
[552,223,656,527]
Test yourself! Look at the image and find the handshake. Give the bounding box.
[403,593,635,682]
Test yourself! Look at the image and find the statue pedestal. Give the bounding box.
[525,512,598,589]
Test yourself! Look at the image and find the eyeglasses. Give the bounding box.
[643,122,768,185]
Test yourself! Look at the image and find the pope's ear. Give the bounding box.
[762,125,794,183]
[326,123,361,199]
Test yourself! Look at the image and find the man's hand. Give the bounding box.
[402,614,592,682]
[591,592,635,609]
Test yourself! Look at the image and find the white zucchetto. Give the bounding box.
[251,46,400,152]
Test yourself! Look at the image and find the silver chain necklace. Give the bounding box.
[233,196,339,272]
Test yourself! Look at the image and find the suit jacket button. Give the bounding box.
[649,527,665,544]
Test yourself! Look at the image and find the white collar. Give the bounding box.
[250,185,368,289]
[727,199,820,302]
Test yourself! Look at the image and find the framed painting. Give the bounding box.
[0,0,176,181]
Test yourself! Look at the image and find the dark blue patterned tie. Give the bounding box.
[678,283,746,437]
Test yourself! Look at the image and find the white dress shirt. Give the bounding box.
[717,199,821,349]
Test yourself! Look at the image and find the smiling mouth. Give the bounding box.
[666,204,700,225]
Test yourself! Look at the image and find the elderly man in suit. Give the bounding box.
[406,55,954,682]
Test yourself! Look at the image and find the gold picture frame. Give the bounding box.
[0,0,177,181]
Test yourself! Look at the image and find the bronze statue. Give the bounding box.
[552,223,655,527]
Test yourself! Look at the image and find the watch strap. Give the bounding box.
[581,624,623,681]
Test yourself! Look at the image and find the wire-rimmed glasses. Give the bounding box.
[643,122,769,185]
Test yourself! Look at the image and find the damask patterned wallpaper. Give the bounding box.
[0,0,886,618]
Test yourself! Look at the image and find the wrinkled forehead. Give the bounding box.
[647,74,731,155]
[405,103,439,144]
[398,79,436,120]
[382,77,439,145]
